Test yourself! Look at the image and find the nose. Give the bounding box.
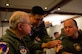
[65,27,70,32]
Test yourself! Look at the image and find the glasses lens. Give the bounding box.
[35,18,43,21]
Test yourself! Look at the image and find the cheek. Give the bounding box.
[71,28,76,32]
[28,27,31,33]
[68,29,75,35]
[23,27,31,34]
[64,29,72,34]
[26,27,31,33]
[33,20,38,24]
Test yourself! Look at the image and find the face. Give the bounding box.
[20,15,31,35]
[64,19,78,37]
[55,33,60,38]
[30,14,43,27]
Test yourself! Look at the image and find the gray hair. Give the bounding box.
[9,11,28,29]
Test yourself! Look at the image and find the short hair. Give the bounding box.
[31,6,44,15]
[65,19,78,27]
[9,11,28,29]
[72,19,78,27]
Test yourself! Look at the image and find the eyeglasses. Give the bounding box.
[20,22,32,26]
[34,18,43,21]
[25,23,31,25]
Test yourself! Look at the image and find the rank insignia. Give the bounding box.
[74,43,81,51]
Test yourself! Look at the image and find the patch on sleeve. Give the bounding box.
[0,42,9,54]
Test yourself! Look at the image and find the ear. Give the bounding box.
[18,23,22,30]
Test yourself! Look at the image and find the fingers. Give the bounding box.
[47,40,62,48]
[55,45,62,52]
[42,40,62,49]
[52,40,62,46]
[61,52,73,54]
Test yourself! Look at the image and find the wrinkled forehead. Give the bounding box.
[64,20,75,25]
[64,20,78,29]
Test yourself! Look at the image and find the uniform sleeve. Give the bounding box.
[37,21,52,42]
[0,41,17,54]
[26,40,43,50]
[0,38,19,54]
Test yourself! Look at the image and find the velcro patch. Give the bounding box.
[0,42,9,54]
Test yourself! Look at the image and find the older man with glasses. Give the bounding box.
[0,11,31,54]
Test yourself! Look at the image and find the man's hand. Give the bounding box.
[61,52,73,54]
[42,40,61,48]
[55,44,63,52]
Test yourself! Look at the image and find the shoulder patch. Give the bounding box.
[0,42,9,54]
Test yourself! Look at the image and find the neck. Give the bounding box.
[10,29,23,39]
